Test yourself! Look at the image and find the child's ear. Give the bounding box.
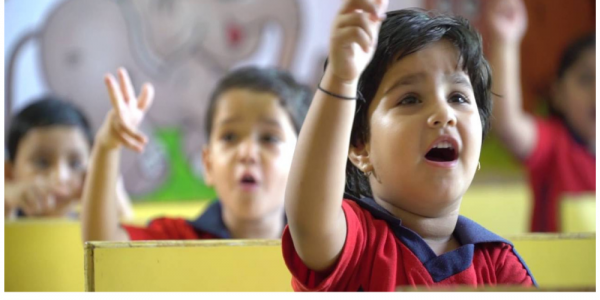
[201,146,214,187]
[348,142,373,174]
[5,160,13,180]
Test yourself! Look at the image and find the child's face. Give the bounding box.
[554,48,596,145]
[203,89,298,221]
[11,126,91,206]
[355,40,482,216]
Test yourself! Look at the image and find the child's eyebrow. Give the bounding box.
[384,72,472,95]
[383,72,427,95]
[260,118,282,129]
[447,73,472,88]
[218,117,242,126]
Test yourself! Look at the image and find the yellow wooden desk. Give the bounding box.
[5,220,85,292]
[85,240,291,292]
[84,233,596,292]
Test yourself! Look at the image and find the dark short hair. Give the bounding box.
[7,96,94,162]
[344,9,493,198]
[557,32,595,80]
[204,67,312,138]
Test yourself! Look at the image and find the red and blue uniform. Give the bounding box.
[525,117,596,232]
[282,195,536,291]
[123,201,231,240]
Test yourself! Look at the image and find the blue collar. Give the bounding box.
[186,200,288,239]
[345,194,537,285]
[187,200,231,239]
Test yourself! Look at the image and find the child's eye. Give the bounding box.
[449,93,470,104]
[220,132,237,142]
[578,73,595,87]
[33,157,50,170]
[398,95,421,105]
[69,158,84,170]
[261,134,280,144]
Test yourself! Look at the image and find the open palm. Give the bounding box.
[101,68,154,152]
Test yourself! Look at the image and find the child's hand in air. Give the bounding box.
[97,67,154,153]
[328,0,388,85]
[484,0,528,46]
[5,177,72,217]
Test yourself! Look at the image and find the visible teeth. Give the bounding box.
[434,142,453,149]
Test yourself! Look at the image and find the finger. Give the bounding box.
[137,83,155,112]
[38,193,55,213]
[339,0,379,18]
[333,26,373,53]
[111,123,146,152]
[335,12,377,44]
[23,189,43,215]
[104,74,127,115]
[118,67,137,106]
[112,117,147,144]
[46,195,57,211]
[34,181,57,212]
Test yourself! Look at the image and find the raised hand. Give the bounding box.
[483,0,528,45]
[97,68,154,153]
[328,0,388,85]
[5,177,72,217]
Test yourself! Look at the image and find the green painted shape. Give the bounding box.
[134,128,216,202]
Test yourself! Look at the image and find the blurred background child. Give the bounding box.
[483,0,595,232]
[5,96,133,220]
[81,67,311,241]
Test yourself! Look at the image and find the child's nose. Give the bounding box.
[427,104,457,128]
[50,163,72,185]
[238,139,259,164]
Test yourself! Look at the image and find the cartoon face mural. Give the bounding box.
[7,0,302,197]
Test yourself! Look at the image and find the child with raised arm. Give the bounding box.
[484,0,595,233]
[81,67,310,241]
[283,0,535,291]
[5,97,132,220]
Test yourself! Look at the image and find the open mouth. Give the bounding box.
[239,173,259,191]
[241,174,257,184]
[425,141,458,162]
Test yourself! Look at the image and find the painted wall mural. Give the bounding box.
[5,0,424,201]
[6,0,307,200]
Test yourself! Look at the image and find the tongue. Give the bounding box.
[425,148,455,162]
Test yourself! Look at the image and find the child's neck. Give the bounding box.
[222,207,284,239]
[373,197,461,256]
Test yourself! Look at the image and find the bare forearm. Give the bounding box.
[284,69,355,269]
[81,146,128,242]
[489,42,535,159]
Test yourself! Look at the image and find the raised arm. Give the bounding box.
[484,0,536,160]
[284,0,387,271]
[81,68,154,242]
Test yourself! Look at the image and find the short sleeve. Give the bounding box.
[122,217,200,240]
[523,118,557,171]
[493,243,535,286]
[281,200,367,291]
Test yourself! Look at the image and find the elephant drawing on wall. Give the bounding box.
[6,0,302,197]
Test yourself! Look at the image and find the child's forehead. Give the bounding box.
[20,126,90,150]
[391,40,461,72]
[380,42,470,89]
[212,89,292,126]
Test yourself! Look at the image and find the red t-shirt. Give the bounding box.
[525,118,596,232]
[122,201,230,240]
[282,197,535,291]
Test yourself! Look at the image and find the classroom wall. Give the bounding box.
[4,0,422,202]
